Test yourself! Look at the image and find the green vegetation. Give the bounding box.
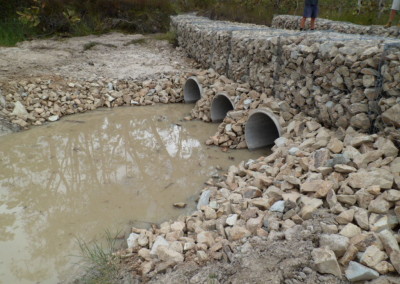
[123,38,147,46]
[207,273,219,284]
[0,0,392,47]
[319,0,389,25]
[152,31,178,46]
[75,230,120,284]
[83,41,117,51]
[0,19,31,46]
[197,0,391,26]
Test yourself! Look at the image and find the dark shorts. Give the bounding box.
[303,4,319,18]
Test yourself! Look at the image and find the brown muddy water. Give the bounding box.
[0,104,269,284]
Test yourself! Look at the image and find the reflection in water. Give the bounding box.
[0,104,268,283]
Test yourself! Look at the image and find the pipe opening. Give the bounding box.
[184,77,202,103]
[211,93,234,122]
[245,109,281,150]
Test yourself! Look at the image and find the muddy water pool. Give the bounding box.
[0,104,269,283]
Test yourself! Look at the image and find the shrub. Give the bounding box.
[0,19,32,46]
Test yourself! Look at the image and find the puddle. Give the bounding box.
[0,104,269,283]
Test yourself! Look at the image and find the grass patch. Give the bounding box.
[83,41,117,51]
[0,19,32,46]
[152,31,177,46]
[83,41,100,51]
[71,22,98,37]
[74,230,120,284]
[123,38,147,46]
[207,273,219,284]
[71,13,109,37]
[323,11,388,26]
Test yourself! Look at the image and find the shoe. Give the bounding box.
[385,22,392,28]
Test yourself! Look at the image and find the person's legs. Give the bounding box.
[385,9,397,27]
[301,4,312,30]
[310,18,316,29]
[310,4,319,30]
[386,0,400,27]
[300,17,307,29]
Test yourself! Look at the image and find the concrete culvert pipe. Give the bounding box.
[211,93,234,122]
[245,108,282,150]
[184,77,203,103]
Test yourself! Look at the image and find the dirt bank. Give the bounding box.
[0,32,193,80]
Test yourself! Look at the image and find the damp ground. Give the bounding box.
[0,32,194,81]
[0,103,269,284]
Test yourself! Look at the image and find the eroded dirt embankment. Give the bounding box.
[0,33,191,80]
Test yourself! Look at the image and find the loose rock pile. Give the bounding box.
[171,15,400,139]
[117,86,400,280]
[272,15,400,39]
[0,73,187,129]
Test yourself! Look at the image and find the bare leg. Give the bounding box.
[310,18,316,29]
[300,17,307,29]
[385,10,397,27]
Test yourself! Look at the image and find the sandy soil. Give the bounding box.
[0,32,194,80]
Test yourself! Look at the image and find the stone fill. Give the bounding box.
[272,15,400,38]
[171,15,400,140]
